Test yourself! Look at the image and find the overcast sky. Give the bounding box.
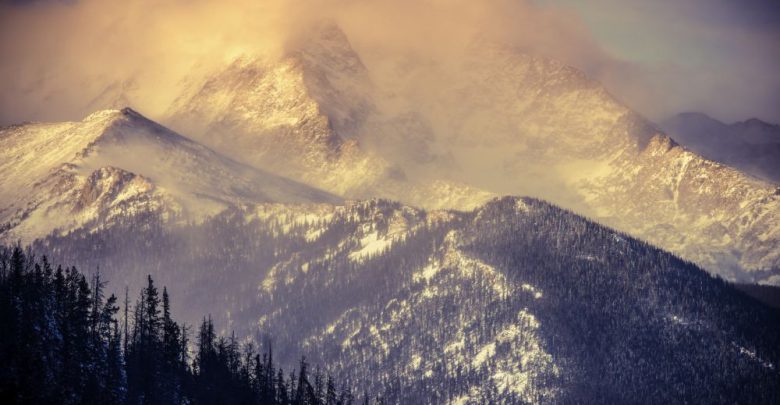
[537,0,780,123]
[0,0,778,125]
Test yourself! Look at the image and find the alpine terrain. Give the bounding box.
[163,25,780,283]
[32,197,780,403]
[0,107,339,242]
[0,12,779,405]
[663,112,780,183]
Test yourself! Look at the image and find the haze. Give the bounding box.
[2,0,778,127]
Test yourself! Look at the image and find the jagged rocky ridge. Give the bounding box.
[34,197,780,403]
[161,25,780,283]
[5,24,776,282]
[165,24,491,211]
[663,112,780,183]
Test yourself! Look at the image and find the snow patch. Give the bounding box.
[348,231,394,262]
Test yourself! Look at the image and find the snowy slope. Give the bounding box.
[165,24,494,211]
[0,108,340,242]
[35,197,780,403]
[663,112,780,183]
[436,43,780,279]
[162,26,780,280]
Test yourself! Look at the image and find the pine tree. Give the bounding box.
[161,287,184,403]
[339,382,354,405]
[106,318,127,403]
[0,247,350,405]
[66,270,92,403]
[266,342,276,403]
[123,286,129,356]
[314,366,324,405]
[325,375,338,405]
[294,356,308,405]
[277,368,289,405]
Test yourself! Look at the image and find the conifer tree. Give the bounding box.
[0,247,350,405]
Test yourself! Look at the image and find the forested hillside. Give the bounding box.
[31,197,780,403]
[0,247,358,404]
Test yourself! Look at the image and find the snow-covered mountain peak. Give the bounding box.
[78,107,187,151]
[5,25,775,281]
[0,108,341,243]
[81,107,158,130]
[162,24,495,211]
[168,22,371,145]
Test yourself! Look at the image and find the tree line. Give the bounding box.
[0,245,362,405]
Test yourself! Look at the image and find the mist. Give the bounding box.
[3,0,777,131]
[0,0,646,127]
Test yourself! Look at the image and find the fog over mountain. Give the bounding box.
[161,24,780,283]
[6,0,778,126]
[1,1,779,403]
[663,112,780,184]
[4,22,778,282]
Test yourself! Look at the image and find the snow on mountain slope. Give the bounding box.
[434,43,780,280]
[575,135,780,279]
[0,108,340,242]
[34,197,780,403]
[165,24,494,211]
[162,25,780,280]
[662,112,780,183]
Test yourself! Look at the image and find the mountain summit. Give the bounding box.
[3,24,778,281]
[0,108,340,242]
[162,25,780,282]
[165,24,494,211]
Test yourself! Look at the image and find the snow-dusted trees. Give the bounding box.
[0,246,126,404]
[0,246,355,405]
[23,197,780,403]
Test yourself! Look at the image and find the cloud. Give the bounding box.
[5,0,773,127]
[0,0,291,124]
[0,0,639,126]
[537,0,780,123]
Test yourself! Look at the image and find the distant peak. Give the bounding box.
[297,20,348,44]
[668,113,778,130]
[670,112,720,123]
[285,20,359,61]
[736,117,778,129]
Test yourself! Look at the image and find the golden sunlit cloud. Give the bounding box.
[0,0,638,125]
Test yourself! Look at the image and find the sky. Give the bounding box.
[537,0,780,123]
[0,0,778,125]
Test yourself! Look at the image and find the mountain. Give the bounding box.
[662,112,780,183]
[165,24,494,211]
[408,42,780,282]
[165,26,780,282]
[34,197,780,403]
[0,108,340,242]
